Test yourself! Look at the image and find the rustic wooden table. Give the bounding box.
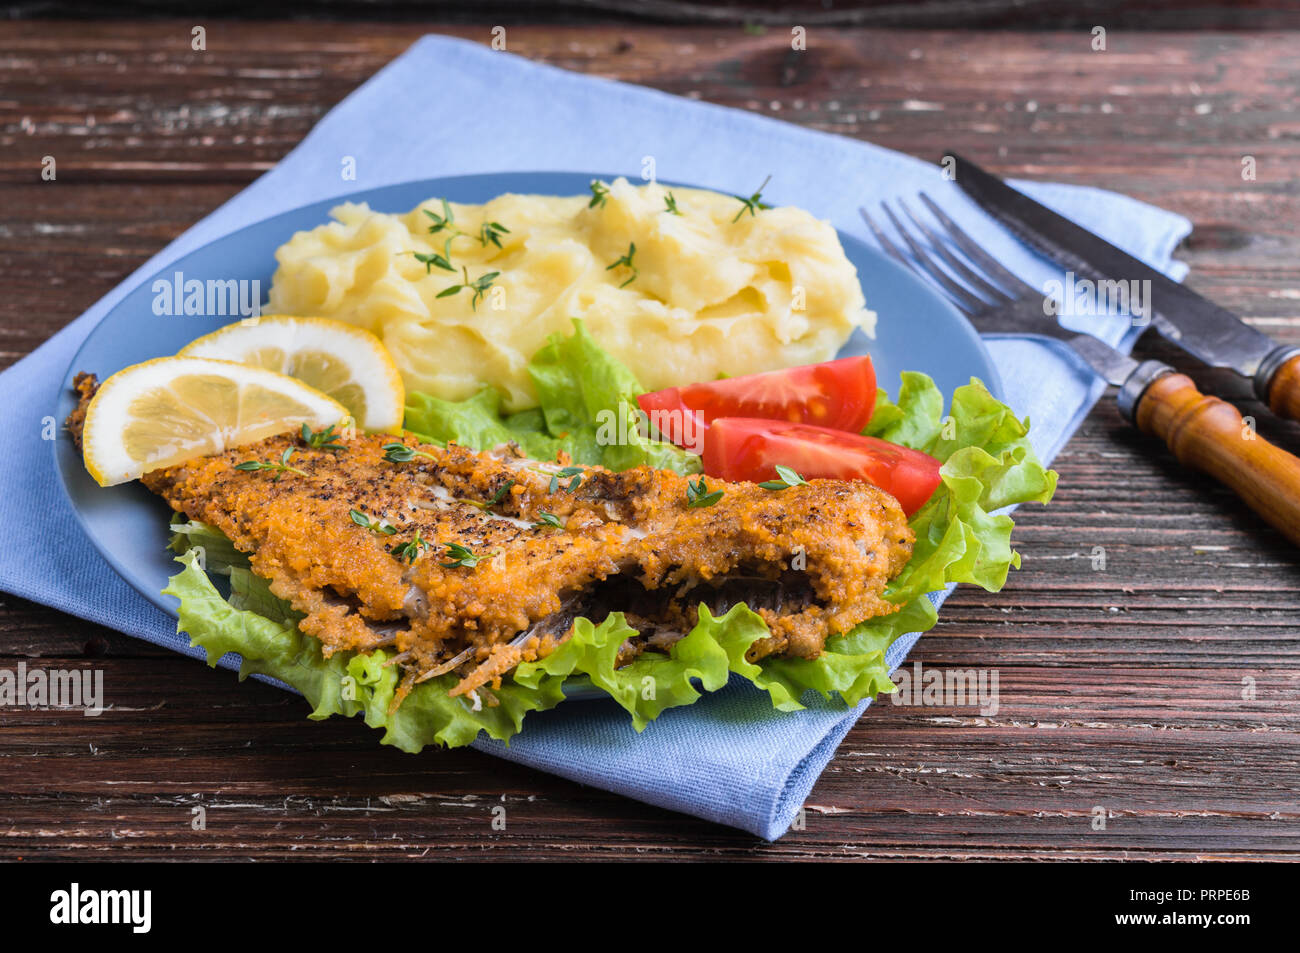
[3,20,1298,860]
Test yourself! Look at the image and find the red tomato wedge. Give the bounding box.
[636,356,877,442]
[702,417,943,516]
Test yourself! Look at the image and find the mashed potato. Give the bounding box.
[268,177,874,411]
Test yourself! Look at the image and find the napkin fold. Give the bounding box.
[1,35,1191,839]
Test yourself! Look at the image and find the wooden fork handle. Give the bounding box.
[1257,346,1300,423]
[1133,368,1300,545]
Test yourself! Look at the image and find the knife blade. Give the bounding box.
[948,151,1300,419]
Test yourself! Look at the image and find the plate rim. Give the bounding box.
[54,170,1003,619]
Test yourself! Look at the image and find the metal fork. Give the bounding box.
[861,194,1300,545]
[862,194,1167,407]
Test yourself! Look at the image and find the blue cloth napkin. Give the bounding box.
[0,35,1191,840]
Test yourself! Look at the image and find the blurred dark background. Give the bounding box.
[3,1,1297,29]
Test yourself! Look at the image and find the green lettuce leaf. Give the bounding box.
[168,516,247,574]
[404,386,571,462]
[514,604,771,729]
[163,549,569,749]
[161,331,1056,751]
[163,549,362,722]
[405,320,700,475]
[228,566,301,624]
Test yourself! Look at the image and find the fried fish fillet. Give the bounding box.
[69,373,914,704]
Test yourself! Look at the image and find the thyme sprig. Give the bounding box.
[382,442,437,464]
[350,508,396,536]
[731,174,772,222]
[606,242,638,288]
[437,265,500,310]
[757,465,809,491]
[301,422,346,453]
[478,221,510,248]
[439,540,489,568]
[234,447,306,481]
[412,241,456,274]
[486,479,516,506]
[457,477,521,513]
[545,466,585,494]
[663,191,682,216]
[686,477,724,508]
[535,511,565,529]
[423,198,456,235]
[588,180,609,208]
[390,529,433,565]
[418,200,510,268]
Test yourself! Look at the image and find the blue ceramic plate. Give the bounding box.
[55,171,1002,620]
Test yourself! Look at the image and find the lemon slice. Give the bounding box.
[81,357,350,486]
[178,315,404,434]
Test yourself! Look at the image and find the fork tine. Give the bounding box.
[918,193,1042,298]
[896,198,1014,304]
[879,202,991,315]
[861,207,975,316]
[858,206,913,269]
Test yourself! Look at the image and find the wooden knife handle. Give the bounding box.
[1263,351,1300,422]
[1135,372,1300,544]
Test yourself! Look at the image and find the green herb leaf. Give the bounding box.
[439,540,488,568]
[686,477,724,508]
[487,480,515,506]
[731,174,773,222]
[757,465,809,490]
[605,242,638,288]
[478,221,510,248]
[233,449,306,481]
[389,529,432,565]
[544,466,584,493]
[301,422,346,453]
[468,271,499,310]
[414,251,455,273]
[350,508,396,536]
[437,265,499,311]
[423,198,455,234]
[381,441,437,464]
[535,511,564,529]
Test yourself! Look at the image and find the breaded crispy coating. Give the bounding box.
[70,375,914,704]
